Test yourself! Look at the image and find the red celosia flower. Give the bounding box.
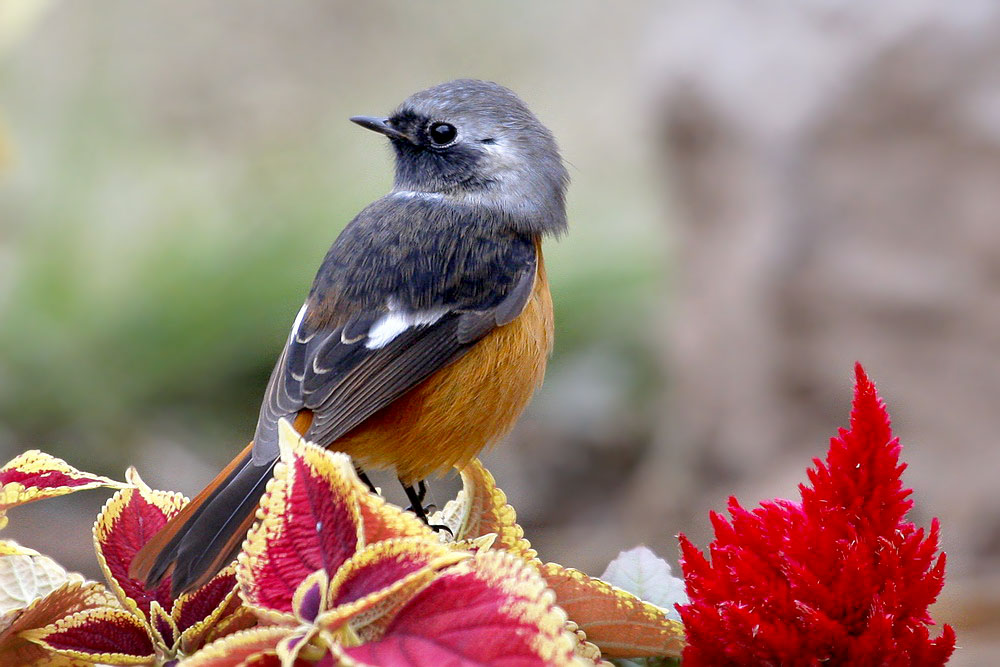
[678,363,956,666]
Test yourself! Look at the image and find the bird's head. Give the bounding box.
[351,79,568,235]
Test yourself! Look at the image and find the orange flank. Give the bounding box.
[334,249,553,484]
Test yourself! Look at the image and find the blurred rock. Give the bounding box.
[638,1,1000,660]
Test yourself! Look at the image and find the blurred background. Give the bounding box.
[1,0,997,662]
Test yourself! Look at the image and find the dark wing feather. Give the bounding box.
[250,243,537,464]
[456,263,536,343]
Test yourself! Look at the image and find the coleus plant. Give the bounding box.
[0,420,684,665]
[23,469,253,664]
[192,424,589,665]
[0,363,955,665]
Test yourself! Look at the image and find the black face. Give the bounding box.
[385,110,493,193]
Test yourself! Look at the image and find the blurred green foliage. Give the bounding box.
[0,93,351,464]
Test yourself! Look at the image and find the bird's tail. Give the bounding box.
[130,412,312,597]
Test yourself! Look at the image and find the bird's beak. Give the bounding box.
[350,116,412,142]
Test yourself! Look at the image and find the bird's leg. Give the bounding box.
[401,480,430,522]
[400,479,453,536]
[356,467,377,494]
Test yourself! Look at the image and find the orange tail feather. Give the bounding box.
[130,411,313,595]
[129,440,254,585]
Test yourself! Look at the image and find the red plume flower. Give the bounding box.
[677,363,955,665]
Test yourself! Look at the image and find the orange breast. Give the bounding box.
[332,249,554,484]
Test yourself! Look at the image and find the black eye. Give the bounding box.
[428,122,457,146]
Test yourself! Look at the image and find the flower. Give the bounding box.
[24,470,253,665]
[677,363,956,665]
[187,420,589,666]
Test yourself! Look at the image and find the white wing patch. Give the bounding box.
[366,304,449,349]
[290,303,308,342]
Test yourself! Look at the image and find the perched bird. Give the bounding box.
[131,79,569,597]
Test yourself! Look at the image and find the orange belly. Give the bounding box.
[331,251,554,484]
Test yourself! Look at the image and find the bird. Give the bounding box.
[130,79,569,598]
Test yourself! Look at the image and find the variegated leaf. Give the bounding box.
[198,603,257,648]
[429,458,536,560]
[172,564,240,651]
[540,561,685,659]
[237,420,364,620]
[176,570,241,655]
[22,607,156,665]
[344,550,587,666]
[274,628,327,666]
[93,482,186,625]
[316,433,435,547]
[0,450,123,517]
[292,569,329,624]
[147,600,177,653]
[319,538,468,633]
[178,625,290,667]
[0,552,78,620]
[351,475,435,547]
[0,578,114,667]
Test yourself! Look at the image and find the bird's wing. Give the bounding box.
[250,243,537,463]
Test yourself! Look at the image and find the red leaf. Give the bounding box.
[319,539,466,633]
[24,607,156,663]
[330,541,459,610]
[94,486,185,622]
[199,603,258,647]
[180,625,290,667]
[0,575,116,666]
[355,484,436,547]
[149,601,177,652]
[238,426,363,617]
[344,550,578,667]
[173,568,237,635]
[287,454,362,575]
[293,571,326,623]
[0,450,123,520]
[0,468,102,489]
